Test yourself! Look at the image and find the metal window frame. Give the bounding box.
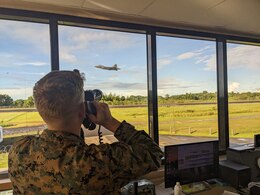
[49,17,59,71]
[1,7,260,150]
[147,31,159,143]
[216,38,229,152]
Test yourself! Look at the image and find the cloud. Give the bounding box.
[228,45,260,69]
[205,45,260,71]
[59,47,77,63]
[176,46,213,61]
[0,20,144,65]
[195,55,210,64]
[175,45,217,71]
[14,62,48,66]
[87,81,147,96]
[0,21,50,68]
[11,72,45,76]
[229,82,240,92]
[91,81,146,90]
[158,57,172,68]
[118,64,146,75]
[256,88,260,92]
[204,55,216,71]
[157,77,200,96]
[71,31,135,49]
[0,52,14,67]
[0,20,50,54]
[107,75,119,81]
[0,52,13,58]
[177,52,199,60]
[1,71,44,78]
[158,77,200,89]
[0,87,33,100]
[197,45,213,52]
[59,26,142,63]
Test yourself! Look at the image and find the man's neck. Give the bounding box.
[46,121,81,136]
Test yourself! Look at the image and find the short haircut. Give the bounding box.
[33,69,85,122]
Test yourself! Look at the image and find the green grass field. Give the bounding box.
[0,111,45,128]
[0,103,259,137]
[0,103,259,169]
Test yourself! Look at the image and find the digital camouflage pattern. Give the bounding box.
[8,121,163,194]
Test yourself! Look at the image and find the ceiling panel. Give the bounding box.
[140,0,225,20]
[139,0,260,36]
[1,0,259,38]
[83,0,154,14]
[207,0,260,35]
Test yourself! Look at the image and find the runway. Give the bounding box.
[83,127,254,147]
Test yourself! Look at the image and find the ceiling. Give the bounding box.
[0,0,260,39]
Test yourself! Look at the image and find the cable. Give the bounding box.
[97,97,105,145]
[98,124,103,144]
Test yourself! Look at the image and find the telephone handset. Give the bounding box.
[86,101,97,115]
[82,89,103,144]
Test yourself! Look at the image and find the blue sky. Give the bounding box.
[0,19,259,100]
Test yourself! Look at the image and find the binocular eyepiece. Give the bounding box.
[85,89,103,102]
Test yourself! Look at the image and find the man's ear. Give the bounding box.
[78,102,85,120]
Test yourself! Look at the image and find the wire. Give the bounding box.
[98,124,103,144]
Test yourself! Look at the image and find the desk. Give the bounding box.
[0,178,242,195]
[155,182,238,195]
[0,178,11,192]
[143,169,240,195]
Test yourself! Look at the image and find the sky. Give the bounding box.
[0,19,260,100]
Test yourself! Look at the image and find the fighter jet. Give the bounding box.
[95,64,120,71]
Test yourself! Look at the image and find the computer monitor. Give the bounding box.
[165,141,219,188]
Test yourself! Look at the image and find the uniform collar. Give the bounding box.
[40,129,84,144]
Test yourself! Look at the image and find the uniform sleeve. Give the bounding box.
[85,121,164,191]
[114,120,163,169]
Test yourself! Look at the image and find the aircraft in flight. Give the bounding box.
[95,64,120,71]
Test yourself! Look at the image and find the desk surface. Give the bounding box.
[0,178,242,195]
[156,182,238,195]
[143,168,239,195]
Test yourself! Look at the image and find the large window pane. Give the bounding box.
[227,43,260,146]
[157,36,217,147]
[59,25,148,144]
[0,19,50,170]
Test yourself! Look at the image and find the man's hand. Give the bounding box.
[86,101,121,133]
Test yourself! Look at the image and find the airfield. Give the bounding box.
[0,116,256,169]
[83,126,254,147]
[1,102,259,142]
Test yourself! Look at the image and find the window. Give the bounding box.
[0,10,258,160]
[0,19,50,170]
[58,25,148,144]
[157,36,217,147]
[227,43,260,146]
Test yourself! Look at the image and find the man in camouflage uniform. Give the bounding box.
[8,70,163,194]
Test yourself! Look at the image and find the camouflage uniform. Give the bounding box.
[8,121,163,194]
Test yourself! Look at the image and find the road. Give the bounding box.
[2,125,254,147]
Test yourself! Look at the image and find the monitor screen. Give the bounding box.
[165,141,219,188]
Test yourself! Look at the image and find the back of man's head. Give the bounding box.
[33,70,85,123]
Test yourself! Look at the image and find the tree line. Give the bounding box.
[1,91,260,107]
[0,94,34,107]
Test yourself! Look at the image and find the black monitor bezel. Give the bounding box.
[164,140,219,188]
